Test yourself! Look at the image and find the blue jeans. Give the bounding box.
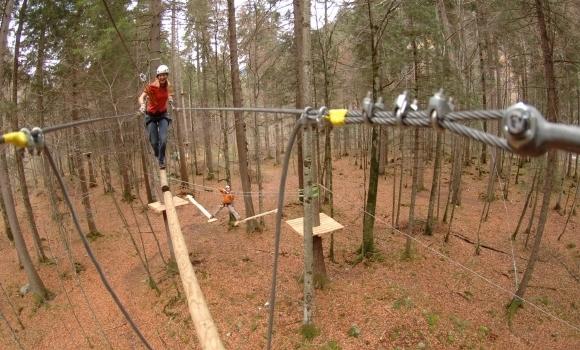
[146,114,170,165]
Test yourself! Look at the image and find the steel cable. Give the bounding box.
[43,146,155,350]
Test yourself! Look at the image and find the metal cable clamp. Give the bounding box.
[394,91,418,125]
[428,89,454,131]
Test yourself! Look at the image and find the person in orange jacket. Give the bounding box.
[209,184,241,221]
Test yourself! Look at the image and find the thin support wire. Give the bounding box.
[0,305,25,350]
[327,186,580,333]
[491,151,520,290]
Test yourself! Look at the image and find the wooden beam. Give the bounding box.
[186,194,214,219]
[234,209,277,226]
[160,170,225,350]
[147,196,189,213]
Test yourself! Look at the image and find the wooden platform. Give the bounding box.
[148,196,190,213]
[286,213,344,237]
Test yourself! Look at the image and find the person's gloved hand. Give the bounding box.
[139,104,146,113]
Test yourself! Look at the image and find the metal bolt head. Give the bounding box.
[506,109,529,137]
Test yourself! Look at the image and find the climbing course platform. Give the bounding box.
[147,196,189,213]
[286,213,344,236]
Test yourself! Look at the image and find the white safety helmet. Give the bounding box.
[225,185,231,191]
[156,64,169,76]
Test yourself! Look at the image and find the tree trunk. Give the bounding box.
[405,129,420,257]
[11,0,47,262]
[510,0,560,311]
[425,132,442,235]
[148,0,162,79]
[227,0,258,232]
[200,30,214,179]
[215,32,231,184]
[0,155,48,300]
[169,3,189,186]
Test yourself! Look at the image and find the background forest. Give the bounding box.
[0,0,579,349]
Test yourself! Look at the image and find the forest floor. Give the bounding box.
[0,155,579,350]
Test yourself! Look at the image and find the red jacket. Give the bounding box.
[144,80,173,114]
[220,189,234,205]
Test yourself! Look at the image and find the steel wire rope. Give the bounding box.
[266,121,302,350]
[100,0,142,75]
[488,150,520,290]
[43,173,113,348]
[42,112,138,134]
[0,281,24,330]
[320,183,580,333]
[0,305,24,350]
[166,175,284,196]
[43,146,155,350]
[176,106,304,115]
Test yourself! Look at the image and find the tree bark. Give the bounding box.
[227,0,258,232]
[0,155,48,299]
[510,0,560,309]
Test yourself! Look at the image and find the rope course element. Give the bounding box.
[1,88,579,349]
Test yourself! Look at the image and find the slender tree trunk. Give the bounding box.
[512,166,539,240]
[200,31,214,179]
[227,0,258,232]
[558,178,579,241]
[405,129,420,257]
[0,155,48,299]
[11,0,47,262]
[510,0,560,311]
[170,2,189,186]
[425,132,442,235]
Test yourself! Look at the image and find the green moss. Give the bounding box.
[320,340,341,350]
[423,311,439,330]
[393,296,414,310]
[86,231,103,241]
[300,323,320,341]
[347,324,361,338]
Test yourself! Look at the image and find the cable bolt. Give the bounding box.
[428,89,454,131]
[29,127,45,154]
[362,92,374,123]
[394,91,418,125]
[505,103,531,138]
[503,102,545,156]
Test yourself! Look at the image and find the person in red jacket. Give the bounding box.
[138,64,174,169]
[210,185,241,221]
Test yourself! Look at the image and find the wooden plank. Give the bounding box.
[185,195,213,219]
[286,213,344,237]
[234,209,277,226]
[148,196,189,213]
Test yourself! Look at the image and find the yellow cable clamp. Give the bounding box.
[327,109,347,126]
[1,131,29,148]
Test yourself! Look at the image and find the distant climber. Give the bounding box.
[138,64,174,169]
[209,184,241,222]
